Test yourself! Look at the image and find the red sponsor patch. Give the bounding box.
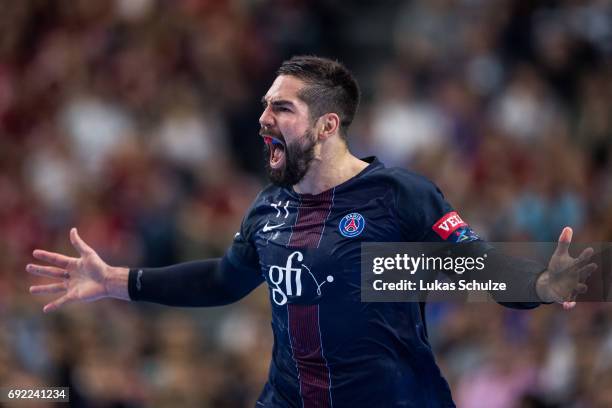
[432,211,467,240]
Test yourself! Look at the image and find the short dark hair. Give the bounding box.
[277,55,360,137]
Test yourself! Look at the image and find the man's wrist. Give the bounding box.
[104,266,130,300]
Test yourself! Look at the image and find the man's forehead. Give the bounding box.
[263,75,306,103]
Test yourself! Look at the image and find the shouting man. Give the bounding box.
[27,56,595,407]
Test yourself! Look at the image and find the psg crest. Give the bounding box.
[339,212,365,238]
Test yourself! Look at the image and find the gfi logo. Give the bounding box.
[268,251,334,306]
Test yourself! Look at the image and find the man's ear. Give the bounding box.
[317,113,341,140]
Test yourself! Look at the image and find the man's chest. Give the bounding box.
[250,188,403,306]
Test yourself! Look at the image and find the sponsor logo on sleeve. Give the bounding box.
[432,211,467,240]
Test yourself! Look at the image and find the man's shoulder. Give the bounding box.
[242,183,289,223]
[250,183,290,206]
[364,164,440,197]
[236,184,282,240]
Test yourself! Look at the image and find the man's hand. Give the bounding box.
[26,228,130,313]
[536,227,597,310]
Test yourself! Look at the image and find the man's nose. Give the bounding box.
[259,105,274,129]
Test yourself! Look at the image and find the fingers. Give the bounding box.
[26,264,69,280]
[32,250,76,269]
[563,301,576,310]
[554,226,573,257]
[43,294,75,314]
[70,228,94,256]
[576,247,594,265]
[30,282,67,295]
[554,263,596,310]
[576,283,588,294]
[578,263,597,282]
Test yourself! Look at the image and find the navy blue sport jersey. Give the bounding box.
[223,156,541,408]
[128,156,545,406]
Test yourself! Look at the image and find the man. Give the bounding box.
[27,56,595,407]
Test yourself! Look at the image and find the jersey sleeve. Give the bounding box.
[393,171,480,243]
[225,194,263,275]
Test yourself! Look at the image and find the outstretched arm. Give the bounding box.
[27,228,264,312]
[435,226,596,310]
[127,257,264,307]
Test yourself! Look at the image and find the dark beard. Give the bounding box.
[264,129,316,188]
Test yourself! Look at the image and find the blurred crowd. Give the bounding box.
[0,0,611,407]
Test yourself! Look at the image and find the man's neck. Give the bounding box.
[294,143,369,195]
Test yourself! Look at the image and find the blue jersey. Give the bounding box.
[226,157,479,408]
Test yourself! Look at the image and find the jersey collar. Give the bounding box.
[286,156,384,199]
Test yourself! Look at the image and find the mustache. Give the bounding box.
[260,128,286,147]
[259,128,283,139]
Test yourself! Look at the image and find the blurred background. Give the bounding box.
[1,0,611,407]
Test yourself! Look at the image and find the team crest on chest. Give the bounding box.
[339,212,366,237]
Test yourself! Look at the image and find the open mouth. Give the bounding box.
[263,135,286,169]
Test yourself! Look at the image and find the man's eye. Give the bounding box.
[278,107,291,112]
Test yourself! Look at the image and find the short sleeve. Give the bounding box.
[225,196,262,275]
[226,225,260,273]
[393,171,480,243]
[225,190,265,275]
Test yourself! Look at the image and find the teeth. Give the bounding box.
[270,144,284,166]
[263,134,285,167]
[269,144,275,163]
